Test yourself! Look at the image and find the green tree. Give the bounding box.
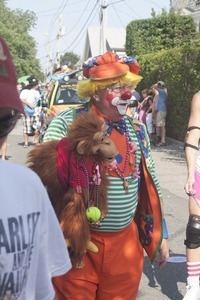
[0,0,43,80]
[60,52,80,69]
[126,11,197,57]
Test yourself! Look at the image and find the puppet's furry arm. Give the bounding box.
[26,141,67,218]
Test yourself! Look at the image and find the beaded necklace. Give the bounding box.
[80,159,99,209]
[76,158,103,227]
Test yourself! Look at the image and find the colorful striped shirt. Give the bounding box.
[43,108,162,232]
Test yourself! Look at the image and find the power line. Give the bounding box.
[61,0,100,53]
[66,0,92,35]
[62,6,98,53]
[45,0,68,46]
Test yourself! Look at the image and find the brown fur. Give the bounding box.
[27,113,116,267]
[27,140,67,218]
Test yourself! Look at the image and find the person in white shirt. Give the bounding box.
[20,75,41,147]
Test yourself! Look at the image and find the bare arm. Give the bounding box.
[184,92,200,195]
[20,98,35,109]
[145,98,153,114]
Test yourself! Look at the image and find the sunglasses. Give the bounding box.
[0,110,20,138]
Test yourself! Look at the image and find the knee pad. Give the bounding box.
[184,215,200,249]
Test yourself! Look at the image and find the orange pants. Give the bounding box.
[53,222,144,300]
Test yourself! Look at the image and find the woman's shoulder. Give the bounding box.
[192,92,200,103]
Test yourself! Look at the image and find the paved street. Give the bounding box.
[5,119,187,299]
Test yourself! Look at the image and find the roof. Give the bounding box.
[82,27,126,62]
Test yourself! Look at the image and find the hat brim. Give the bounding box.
[0,82,24,114]
[89,62,129,81]
[91,71,128,81]
[156,81,165,87]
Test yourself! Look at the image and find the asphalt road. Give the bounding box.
[5,119,187,300]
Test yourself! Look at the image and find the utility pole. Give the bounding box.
[100,0,108,54]
[43,33,53,82]
[56,14,65,68]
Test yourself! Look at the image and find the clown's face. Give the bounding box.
[94,83,132,121]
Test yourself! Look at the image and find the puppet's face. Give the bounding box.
[92,124,118,161]
[76,123,118,162]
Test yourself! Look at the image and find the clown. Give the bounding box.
[41,52,169,300]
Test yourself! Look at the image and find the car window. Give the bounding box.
[54,86,86,105]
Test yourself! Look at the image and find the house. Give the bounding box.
[171,0,200,30]
[75,27,126,67]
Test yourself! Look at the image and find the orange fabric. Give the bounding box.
[135,155,162,261]
[53,222,143,300]
[83,52,140,80]
[105,129,135,177]
[91,104,135,177]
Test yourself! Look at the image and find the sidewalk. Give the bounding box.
[138,138,187,300]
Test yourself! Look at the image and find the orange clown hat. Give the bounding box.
[77,52,142,99]
[83,52,140,80]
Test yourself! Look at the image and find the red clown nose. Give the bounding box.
[121,91,132,100]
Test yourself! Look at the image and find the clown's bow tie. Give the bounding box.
[105,119,127,135]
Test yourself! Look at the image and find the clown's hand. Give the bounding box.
[154,238,169,269]
[66,239,99,253]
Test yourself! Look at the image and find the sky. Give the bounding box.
[7,0,170,71]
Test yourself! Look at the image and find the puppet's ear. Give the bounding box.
[76,140,87,155]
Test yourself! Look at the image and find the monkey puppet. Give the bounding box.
[27,112,118,268]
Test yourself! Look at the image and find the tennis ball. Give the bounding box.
[86,207,101,222]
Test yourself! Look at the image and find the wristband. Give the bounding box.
[162,218,169,239]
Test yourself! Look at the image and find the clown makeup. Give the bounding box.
[109,83,132,93]
[106,83,133,116]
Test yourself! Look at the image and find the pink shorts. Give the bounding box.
[193,169,200,201]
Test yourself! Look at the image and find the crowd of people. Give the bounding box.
[1,34,200,300]
[0,75,49,159]
[128,81,168,146]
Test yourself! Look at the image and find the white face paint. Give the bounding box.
[111,97,131,115]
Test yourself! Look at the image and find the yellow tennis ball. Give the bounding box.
[86,207,101,222]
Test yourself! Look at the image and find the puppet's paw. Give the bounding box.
[65,239,99,253]
[75,261,85,269]
[86,240,99,253]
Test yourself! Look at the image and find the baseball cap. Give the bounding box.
[27,75,39,87]
[0,36,24,114]
[156,81,165,87]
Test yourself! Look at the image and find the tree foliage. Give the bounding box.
[60,52,80,69]
[0,0,43,80]
[127,11,200,141]
[126,11,197,57]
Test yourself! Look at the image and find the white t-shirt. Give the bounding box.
[0,160,71,300]
[20,89,40,106]
[20,89,41,117]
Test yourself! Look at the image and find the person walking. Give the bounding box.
[153,81,168,146]
[0,36,71,299]
[20,75,41,147]
[184,91,200,300]
[43,52,169,300]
